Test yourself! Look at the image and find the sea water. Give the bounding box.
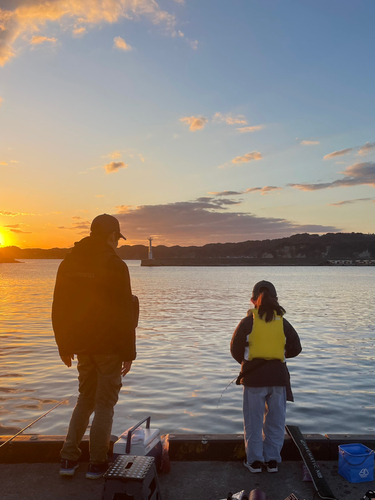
[0,260,374,436]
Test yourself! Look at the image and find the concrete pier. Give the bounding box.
[2,433,375,463]
[1,434,374,499]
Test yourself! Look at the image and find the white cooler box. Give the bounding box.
[113,416,162,470]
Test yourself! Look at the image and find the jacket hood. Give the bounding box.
[68,236,116,264]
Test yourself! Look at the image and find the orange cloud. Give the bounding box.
[357,142,375,156]
[328,198,373,206]
[0,0,177,66]
[289,162,375,191]
[300,140,320,145]
[0,210,35,216]
[323,147,354,160]
[323,141,375,160]
[114,36,132,51]
[213,112,247,125]
[232,151,263,164]
[236,125,264,133]
[245,186,281,195]
[73,26,86,36]
[0,97,3,106]
[180,115,208,131]
[104,161,128,173]
[116,205,135,214]
[107,150,122,159]
[30,35,57,45]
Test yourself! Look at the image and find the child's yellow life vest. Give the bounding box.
[247,308,286,361]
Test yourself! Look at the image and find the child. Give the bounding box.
[230,280,301,473]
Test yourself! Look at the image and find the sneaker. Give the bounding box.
[59,459,79,476]
[244,460,263,473]
[265,460,278,473]
[86,462,109,480]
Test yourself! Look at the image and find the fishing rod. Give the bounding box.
[216,375,238,409]
[0,394,74,450]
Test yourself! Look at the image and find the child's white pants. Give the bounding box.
[243,385,287,463]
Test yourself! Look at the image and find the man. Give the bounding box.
[52,214,137,479]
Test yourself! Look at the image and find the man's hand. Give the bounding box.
[60,354,74,367]
[121,361,132,376]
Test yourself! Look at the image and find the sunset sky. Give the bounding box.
[1,0,375,248]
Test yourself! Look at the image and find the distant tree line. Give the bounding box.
[1,233,375,262]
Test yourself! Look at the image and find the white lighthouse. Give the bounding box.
[148,237,153,259]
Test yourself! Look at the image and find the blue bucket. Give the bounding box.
[338,443,374,483]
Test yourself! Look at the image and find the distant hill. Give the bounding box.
[1,233,375,262]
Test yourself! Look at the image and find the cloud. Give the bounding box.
[289,162,375,191]
[113,36,132,51]
[3,223,31,233]
[0,0,177,66]
[104,161,128,173]
[323,141,375,160]
[116,205,135,214]
[0,210,34,216]
[231,151,263,164]
[73,26,86,36]
[245,186,281,195]
[58,220,91,233]
[357,142,375,156]
[171,28,197,50]
[236,125,264,133]
[209,191,243,196]
[30,35,57,45]
[180,116,208,131]
[114,198,338,244]
[210,186,281,196]
[300,140,320,145]
[0,161,8,165]
[107,150,122,159]
[328,198,374,206]
[9,229,32,234]
[323,148,354,160]
[213,112,247,125]
[0,97,3,106]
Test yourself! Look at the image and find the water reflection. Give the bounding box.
[0,260,374,436]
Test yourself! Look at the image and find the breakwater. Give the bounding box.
[141,258,375,266]
[141,258,325,266]
[1,433,375,463]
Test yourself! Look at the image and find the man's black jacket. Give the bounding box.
[52,236,136,361]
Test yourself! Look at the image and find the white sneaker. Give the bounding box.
[244,460,262,473]
[265,460,278,473]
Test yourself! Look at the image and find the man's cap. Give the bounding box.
[252,280,277,298]
[90,214,126,240]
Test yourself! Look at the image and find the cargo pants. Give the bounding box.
[61,354,122,464]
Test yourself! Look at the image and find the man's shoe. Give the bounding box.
[59,459,79,476]
[86,462,109,480]
[265,460,278,473]
[244,460,263,473]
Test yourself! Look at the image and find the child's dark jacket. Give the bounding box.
[230,312,301,401]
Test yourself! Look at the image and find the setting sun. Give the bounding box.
[0,231,8,247]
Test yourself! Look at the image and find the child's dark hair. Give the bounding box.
[254,287,285,322]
